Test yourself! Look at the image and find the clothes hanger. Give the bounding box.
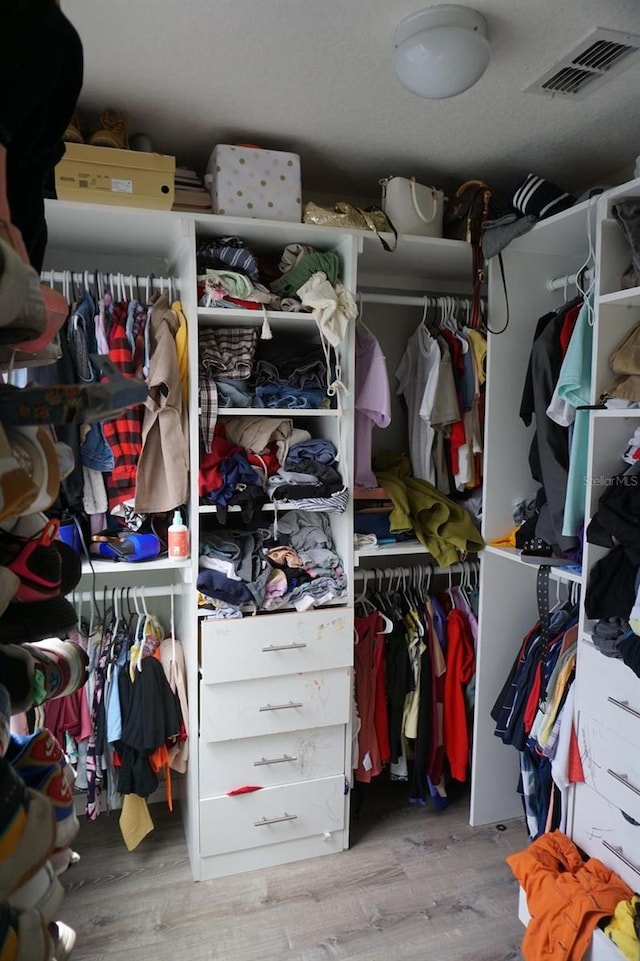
[356,292,376,337]
[447,565,457,608]
[355,569,377,615]
[371,569,393,634]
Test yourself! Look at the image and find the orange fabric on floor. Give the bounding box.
[506,830,633,961]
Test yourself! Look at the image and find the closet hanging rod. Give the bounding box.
[40,270,177,292]
[353,561,478,581]
[70,585,184,603]
[359,292,485,309]
[546,267,593,292]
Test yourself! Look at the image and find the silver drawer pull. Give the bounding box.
[607,696,640,720]
[602,840,640,877]
[254,754,298,767]
[259,701,303,712]
[254,812,298,827]
[261,642,308,652]
[607,769,640,797]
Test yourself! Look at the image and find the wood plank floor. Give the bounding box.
[62,783,527,961]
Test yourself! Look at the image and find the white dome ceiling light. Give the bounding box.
[393,5,491,100]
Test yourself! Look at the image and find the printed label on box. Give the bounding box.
[111,179,133,194]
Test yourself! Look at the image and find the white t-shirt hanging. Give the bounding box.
[396,326,441,484]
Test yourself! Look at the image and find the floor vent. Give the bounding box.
[525,28,640,100]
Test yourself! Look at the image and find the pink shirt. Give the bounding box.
[355,325,391,488]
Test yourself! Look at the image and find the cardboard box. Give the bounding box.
[206,144,302,222]
[55,143,175,210]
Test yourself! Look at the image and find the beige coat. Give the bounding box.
[135,294,189,513]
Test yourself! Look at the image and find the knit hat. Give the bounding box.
[482,213,538,260]
[512,174,575,220]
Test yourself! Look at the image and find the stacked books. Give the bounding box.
[172,166,212,212]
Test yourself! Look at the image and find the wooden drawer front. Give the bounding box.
[199,775,345,857]
[200,608,353,683]
[572,783,640,892]
[576,639,640,742]
[199,725,345,798]
[200,667,351,742]
[577,715,640,824]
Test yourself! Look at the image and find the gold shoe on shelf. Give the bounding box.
[63,111,83,144]
[89,110,130,150]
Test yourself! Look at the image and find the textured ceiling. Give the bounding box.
[63,0,640,204]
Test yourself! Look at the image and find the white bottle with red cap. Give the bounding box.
[167,510,189,560]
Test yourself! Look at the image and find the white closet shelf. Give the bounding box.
[81,557,192,575]
[200,503,276,513]
[197,596,349,619]
[198,308,318,332]
[218,408,338,417]
[599,285,640,306]
[483,545,583,583]
[590,407,640,419]
[357,232,471,287]
[354,540,428,563]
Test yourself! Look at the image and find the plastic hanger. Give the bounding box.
[356,569,377,615]
[402,570,425,635]
[375,569,394,635]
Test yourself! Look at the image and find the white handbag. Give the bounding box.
[380,177,445,238]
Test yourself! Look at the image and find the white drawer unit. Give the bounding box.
[199,725,346,797]
[577,714,640,825]
[576,639,640,744]
[572,782,640,893]
[200,667,351,742]
[200,608,353,683]
[199,775,345,857]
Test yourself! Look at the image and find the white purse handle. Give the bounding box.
[409,177,438,225]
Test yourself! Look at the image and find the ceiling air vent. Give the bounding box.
[525,28,640,100]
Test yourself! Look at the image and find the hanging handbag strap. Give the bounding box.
[409,178,438,225]
[471,241,485,330]
[346,204,397,253]
[468,184,492,330]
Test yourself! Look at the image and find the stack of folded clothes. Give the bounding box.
[199,418,348,520]
[197,510,347,617]
[250,333,331,410]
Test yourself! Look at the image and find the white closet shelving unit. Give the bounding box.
[41,199,197,813]
[354,230,474,565]
[479,178,640,959]
[570,179,640,905]
[472,195,596,827]
[45,189,640,927]
[187,214,358,881]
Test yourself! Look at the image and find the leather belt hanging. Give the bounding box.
[536,566,551,709]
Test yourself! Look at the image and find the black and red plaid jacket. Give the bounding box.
[103,301,143,510]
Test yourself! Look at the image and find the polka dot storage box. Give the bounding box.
[206,144,302,222]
